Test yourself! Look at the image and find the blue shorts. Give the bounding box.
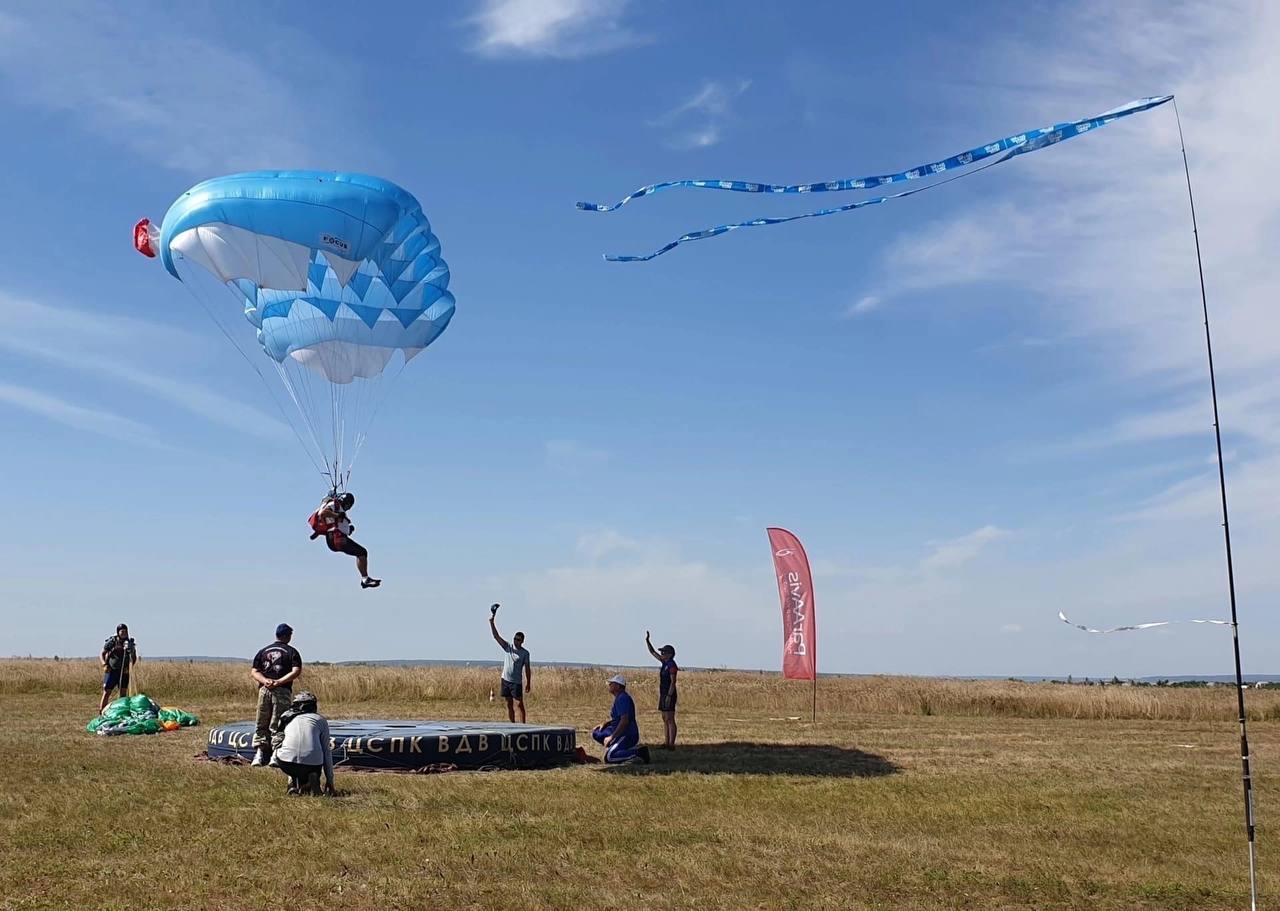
[659,691,678,713]
[102,669,129,693]
[500,679,523,700]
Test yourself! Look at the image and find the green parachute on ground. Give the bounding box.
[87,693,199,735]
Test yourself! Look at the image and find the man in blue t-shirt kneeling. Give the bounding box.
[592,675,650,764]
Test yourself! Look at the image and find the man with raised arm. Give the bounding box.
[645,631,680,750]
[488,603,531,723]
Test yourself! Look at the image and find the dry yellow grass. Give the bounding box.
[4,658,1277,721]
[2,660,1275,910]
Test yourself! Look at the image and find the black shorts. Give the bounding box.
[102,669,130,693]
[500,679,524,700]
[327,533,367,559]
[659,691,677,713]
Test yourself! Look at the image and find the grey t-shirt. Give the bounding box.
[501,643,530,684]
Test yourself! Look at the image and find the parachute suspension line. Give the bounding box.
[243,210,328,483]
[348,352,409,476]
[174,255,327,480]
[270,358,331,484]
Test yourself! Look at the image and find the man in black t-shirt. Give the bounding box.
[249,623,302,766]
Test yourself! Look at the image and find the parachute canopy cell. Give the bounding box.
[157,171,455,384]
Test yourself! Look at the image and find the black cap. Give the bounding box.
[276,623,293,637]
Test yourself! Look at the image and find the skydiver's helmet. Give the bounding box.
[291,691,318,714]
[339,493,355,510]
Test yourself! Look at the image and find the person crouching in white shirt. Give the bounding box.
[274,691,335,796]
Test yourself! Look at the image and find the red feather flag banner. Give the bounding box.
[767,527,818,711]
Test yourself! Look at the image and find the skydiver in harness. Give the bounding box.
[309,492,381,589]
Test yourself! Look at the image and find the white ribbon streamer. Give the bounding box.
[1058,610,1229,634]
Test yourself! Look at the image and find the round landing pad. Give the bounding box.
[206,719,576,770]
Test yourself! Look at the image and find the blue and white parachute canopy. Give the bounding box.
[140,170,455,384]
[137,171,455,485]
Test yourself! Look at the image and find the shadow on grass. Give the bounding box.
[604,741,899,778]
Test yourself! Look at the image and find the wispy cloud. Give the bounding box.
[842,295,881,319]
[0,293,290,441]
[468,0,645,59]
[0,6,345,174]
[920,525,1011,572]
[576,528,641,559]
[509,530,767,664]
[0,382,157,445]
[650,79,752,149]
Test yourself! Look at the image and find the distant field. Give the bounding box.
[1,660,1274,910]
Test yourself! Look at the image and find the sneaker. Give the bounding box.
[268,752,281,768]
[286,779,300,796]
[361,577,382,589]
[638,745,652,764]
[251,748,268,767]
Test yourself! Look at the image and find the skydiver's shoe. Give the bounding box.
[361,577,381,589]
[251,748,268,767]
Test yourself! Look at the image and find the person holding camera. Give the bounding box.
[488,603,531,723]
[99,623,139,712]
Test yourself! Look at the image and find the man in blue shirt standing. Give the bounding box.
[591,675,650,764]
[489,603,531,722]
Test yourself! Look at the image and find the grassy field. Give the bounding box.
[1,660,1274,910]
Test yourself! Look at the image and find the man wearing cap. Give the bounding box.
[591,675,650,764]
[249,623,303,766]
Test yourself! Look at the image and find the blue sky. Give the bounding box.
[2,1,1278,676]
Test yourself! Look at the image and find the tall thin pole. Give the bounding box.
[812,674,817,724]
[1174,98,1257,911]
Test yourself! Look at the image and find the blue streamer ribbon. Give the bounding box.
[580,95,1173,262]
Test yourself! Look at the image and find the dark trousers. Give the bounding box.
[278,760,323,794]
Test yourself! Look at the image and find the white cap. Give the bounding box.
[607,674,627,687]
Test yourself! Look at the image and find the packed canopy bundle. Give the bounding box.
[87,694,200,736]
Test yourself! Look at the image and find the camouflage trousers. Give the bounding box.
[253,685,292,751]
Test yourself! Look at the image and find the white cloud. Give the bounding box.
[0,382,157,445]
[0,6,344,174]
[0,294,289,441]
[651,79,752,150]
[857,1,1280,392]
[510,531,769,665]
[576,528,641,559]
[920,525,1011,572]
[834,1,1280,676]
[468,0,644,59]
[843,295,881,318]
